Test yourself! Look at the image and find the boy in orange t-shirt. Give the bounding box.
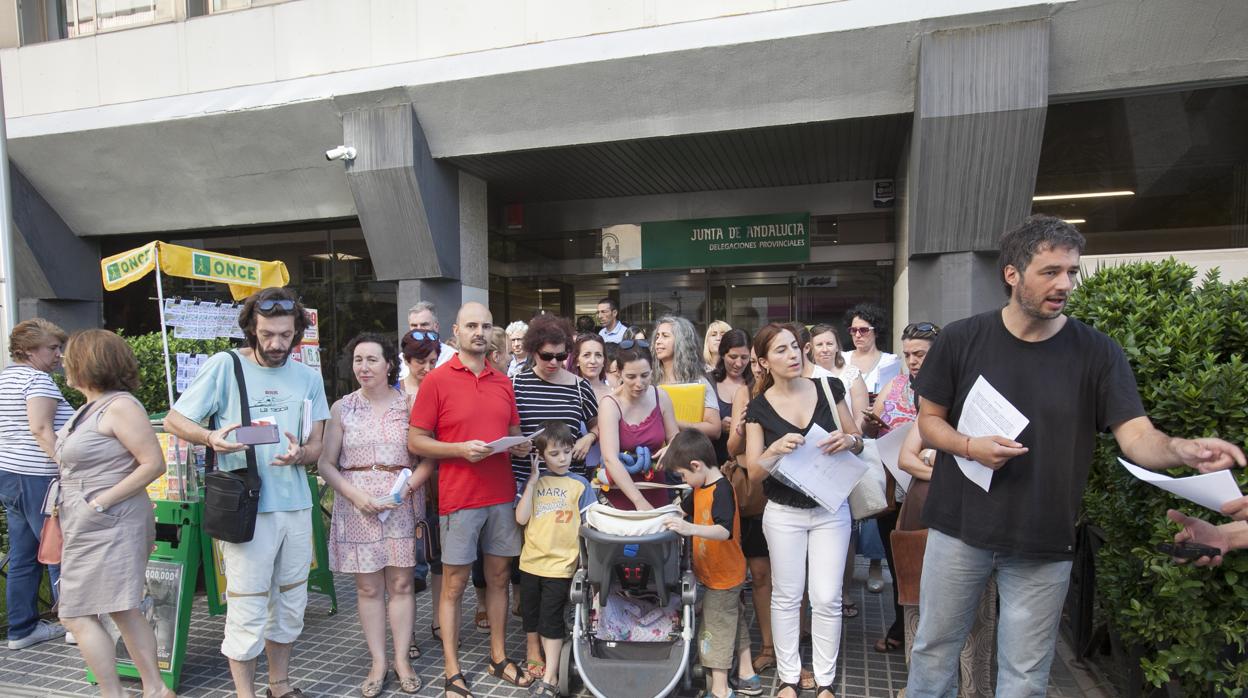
[662,429,762,698]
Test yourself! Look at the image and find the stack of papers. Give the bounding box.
[774,424,871,513]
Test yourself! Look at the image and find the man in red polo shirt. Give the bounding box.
[409,301,535,694]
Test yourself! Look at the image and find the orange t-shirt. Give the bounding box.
[682,477,747,590]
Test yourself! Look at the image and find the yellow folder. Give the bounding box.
[659,383,706,423]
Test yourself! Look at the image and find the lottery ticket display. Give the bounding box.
[162,299,244,340]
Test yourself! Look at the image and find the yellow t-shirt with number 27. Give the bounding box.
[519,471,597,578]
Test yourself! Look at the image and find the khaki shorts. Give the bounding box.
[439,502,522,566]
[699,584,750,670]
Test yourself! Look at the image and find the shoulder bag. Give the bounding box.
[819,376,889,520]
[203,351,262,544]
[36,479,62,565]
[890,479,931,606]
[723,458,766,518]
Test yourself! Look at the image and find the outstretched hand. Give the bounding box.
[1177,437,1246,474]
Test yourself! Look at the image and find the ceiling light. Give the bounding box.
[308,252,363,261]
[1032,190,1134,202]
[1062,218,1086,224]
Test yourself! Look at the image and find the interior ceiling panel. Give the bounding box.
[445,113,912,203]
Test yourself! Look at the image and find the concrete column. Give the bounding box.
[904,20,1049,327]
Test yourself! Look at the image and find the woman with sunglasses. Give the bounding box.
[867,321,940,656]
[842,303,899,407]
[511,315,599,488]
[399,330,447,652]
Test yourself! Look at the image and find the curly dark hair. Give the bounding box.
[346,332,400,385]
[844,303,888,349]
[523,314,574,356]
[237,287,309,351]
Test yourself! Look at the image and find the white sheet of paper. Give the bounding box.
[1119,458,1242,513]
[484,434,534,457]
[953,376,1029,492]
[774,424,871,514]
[874,360,902,391]
[874,422,915,492]
[377,468,412,523]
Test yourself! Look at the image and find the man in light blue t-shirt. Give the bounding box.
[164,287,328,698]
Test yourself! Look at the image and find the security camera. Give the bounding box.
[325,145,356,162]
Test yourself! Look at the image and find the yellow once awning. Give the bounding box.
[100,241,290,300]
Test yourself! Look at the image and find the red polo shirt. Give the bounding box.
[410,354,520,515]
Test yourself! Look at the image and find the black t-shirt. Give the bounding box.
[746,377,846,509]
[914,310,1146,559]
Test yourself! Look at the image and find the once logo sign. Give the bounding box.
[191,252,260,284]
[105,248,153,282]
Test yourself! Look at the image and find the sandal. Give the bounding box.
[474,609,490,631]
[396,671,422,694]
[444,672,473,698]
[751,645,775,673]
[800,668,816,690]
[264,684,306,698]
[409,641,422,660]
[873,637,903,653]
[842,601,859,619]
[488,657,535,688]
[816,686,835,698]
[360,671,389,698]
[525,659,546,682]
[528,679,560,697]
[776,681,803,698]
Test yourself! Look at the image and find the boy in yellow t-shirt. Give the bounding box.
[663,429,762,698]
[516,421,595,697]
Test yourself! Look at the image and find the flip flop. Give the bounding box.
[842,601,859,618]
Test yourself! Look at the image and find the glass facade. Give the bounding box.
[101,224,396,401]
[1033,83,1248,254]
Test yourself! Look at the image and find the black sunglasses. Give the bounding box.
[256,298,296,313]
[903,322,940,336]
[618,339,649,350]
[407,330,440,342]
[538,351,569,362]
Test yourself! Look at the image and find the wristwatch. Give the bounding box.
[92,502,107,513]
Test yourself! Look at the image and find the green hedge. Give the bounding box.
[1068,260,1248,694]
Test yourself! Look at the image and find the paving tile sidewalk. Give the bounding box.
[1,561,1108,697]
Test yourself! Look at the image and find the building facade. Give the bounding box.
[0,0,1245,397]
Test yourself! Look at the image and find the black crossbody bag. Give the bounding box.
[203,351,262,543]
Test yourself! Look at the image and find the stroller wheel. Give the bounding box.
[558,640,573,695]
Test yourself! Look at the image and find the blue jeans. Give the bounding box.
[0,470,60,639]
[906,529,1072,698]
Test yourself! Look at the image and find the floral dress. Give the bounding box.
[328,390,423,573]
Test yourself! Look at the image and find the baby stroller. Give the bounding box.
[566,495,698,698]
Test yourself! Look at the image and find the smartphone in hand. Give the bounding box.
[234,424,280,446]
[862,410,890,429]
[1156,542,1222,561]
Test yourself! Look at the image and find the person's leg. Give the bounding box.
[761,503,809,692]
[842,527,858,616]
[877,507,904,647]
[480,502,528,685]
[537,577,572,688]
[518,571,545,677]
[472,549,488,630]
[384,566,419,683]
[699,588,739,698]
[806,503,851,687]
[62,615,123,697]
[0,471,54,643]
[483,555,518,665]
[355,571,389,684]
[264,509,313,698]
[109,607,171,697]
[747,556,773,658]
[438,506,487,691]
[733,590,757,684]
[219,514,281,698]
[993,556,1073,697]
[905,530,995,698]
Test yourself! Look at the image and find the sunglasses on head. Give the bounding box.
[256,298,296,313]
[618,339,649,350]
[848,326,874,335]
[407,330,439,342]
[538,350,569,362]
[905,322,937,333]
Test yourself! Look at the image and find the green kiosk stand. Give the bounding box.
[87,474,336,691]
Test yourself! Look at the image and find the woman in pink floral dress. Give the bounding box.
[320,333,433,697]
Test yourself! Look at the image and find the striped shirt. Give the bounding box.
[0,365,74,476]
[511,369,599,485]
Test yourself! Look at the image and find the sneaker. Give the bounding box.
[733,674,763,696]
[7,620,66,650]
[64,631,77,645]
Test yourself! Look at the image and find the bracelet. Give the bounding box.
[964,436,972,460]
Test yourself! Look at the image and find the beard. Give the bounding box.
[1015,283,1066,321]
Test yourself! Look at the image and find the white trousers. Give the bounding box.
[762,499,852,686]
[219,509,313,661]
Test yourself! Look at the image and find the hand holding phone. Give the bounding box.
[234,424,280,446]
[862,410,890,429]
[1155,541,1223,562]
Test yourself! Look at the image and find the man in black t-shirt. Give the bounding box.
[905,216,1245,697]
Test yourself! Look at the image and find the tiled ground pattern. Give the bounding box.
[1,562,1110,697]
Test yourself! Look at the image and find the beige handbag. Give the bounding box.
[818,377,889,520]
